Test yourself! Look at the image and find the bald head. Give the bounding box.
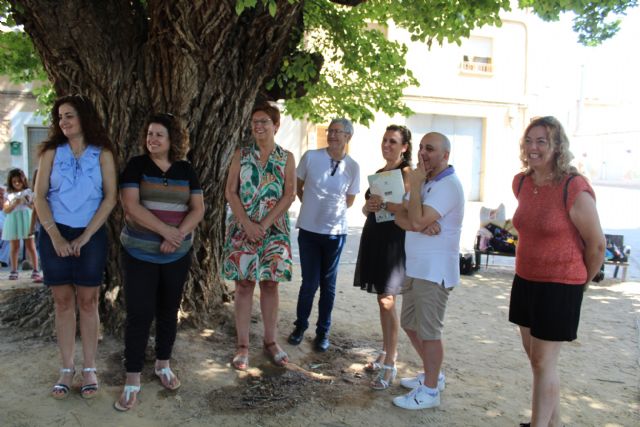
[418,132,451,177]
[423,132,451,153]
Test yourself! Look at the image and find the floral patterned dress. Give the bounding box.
[223,143,292,282]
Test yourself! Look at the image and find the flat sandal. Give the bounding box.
[232,344,249,370]
[263,341,288,367]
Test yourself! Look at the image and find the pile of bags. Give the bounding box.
[477,204,518,254]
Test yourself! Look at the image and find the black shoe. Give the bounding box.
[288,327,305,345]
[313,333,330,352]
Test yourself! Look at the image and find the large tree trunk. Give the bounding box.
[5,0,304,334]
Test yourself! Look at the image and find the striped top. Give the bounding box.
[119,155,202,263]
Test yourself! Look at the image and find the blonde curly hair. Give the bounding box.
[519,116,578,182]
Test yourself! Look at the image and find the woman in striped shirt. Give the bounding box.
[115,113,204,411]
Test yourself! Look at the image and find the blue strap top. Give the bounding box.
[47,143,103,228]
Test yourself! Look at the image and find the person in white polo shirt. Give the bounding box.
[287,118,360,352]
[391,132,464,410]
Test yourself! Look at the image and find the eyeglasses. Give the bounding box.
[252,119,272,126]
[330,159,341,176]
[326,129,348,136]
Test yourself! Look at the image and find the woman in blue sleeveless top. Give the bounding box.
[34,95,117,400]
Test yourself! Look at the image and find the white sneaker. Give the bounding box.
[393,385,440,410]
[400,372,445,392]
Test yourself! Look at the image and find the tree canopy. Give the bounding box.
[1,0,637,124]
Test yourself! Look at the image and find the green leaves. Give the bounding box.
[0,30,43,82]
[519,0,637,45]
[0,27,53,113]
[235,0,291,17]
[273,0,416,125]
[2,0,637,125]
[276,0,514,124]
[275,0,636,124]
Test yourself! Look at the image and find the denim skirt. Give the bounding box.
[39,223,108,287]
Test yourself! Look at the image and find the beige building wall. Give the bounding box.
[397,20,527,105]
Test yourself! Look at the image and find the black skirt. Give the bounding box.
[353,211,406,295]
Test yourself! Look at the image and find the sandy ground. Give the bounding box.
[0,262,638,427]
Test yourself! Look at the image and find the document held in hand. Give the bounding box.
[368,169,405,223]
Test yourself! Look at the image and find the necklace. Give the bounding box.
[532,172,553,194]
[71,145,86,158]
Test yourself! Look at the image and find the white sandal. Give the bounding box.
[371,364,397,390]
[114,385,141,412]
[155,367,181,390]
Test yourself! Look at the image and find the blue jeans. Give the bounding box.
[294,228,346,335]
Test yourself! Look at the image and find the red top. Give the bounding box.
[512,173,595,285]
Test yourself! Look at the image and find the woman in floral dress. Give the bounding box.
[223,102,296,370]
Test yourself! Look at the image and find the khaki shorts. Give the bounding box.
[400,277,451,340]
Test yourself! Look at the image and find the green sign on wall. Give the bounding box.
[9,141,22,156]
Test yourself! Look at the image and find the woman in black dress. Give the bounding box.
[354,125,412,390]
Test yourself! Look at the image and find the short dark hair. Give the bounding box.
[39,95,113,155]
[141,113,189,162]
[6,168,29,193]
[251,102,280,125]
[386,124,413,163]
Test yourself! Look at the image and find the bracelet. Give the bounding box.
[44,223,55,231]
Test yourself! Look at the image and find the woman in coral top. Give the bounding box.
[509,116,605,427]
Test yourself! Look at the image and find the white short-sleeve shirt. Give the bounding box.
[296,148,360,235]
[404,168,465,288]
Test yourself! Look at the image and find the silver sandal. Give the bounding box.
[51,367,74,400]
[371,364,397,390]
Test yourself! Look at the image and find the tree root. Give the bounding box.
[0,288,54,337]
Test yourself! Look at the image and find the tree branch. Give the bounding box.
[329,0,366,6]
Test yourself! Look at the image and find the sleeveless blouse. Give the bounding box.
[223,144,292,282]
[48,143,103,228]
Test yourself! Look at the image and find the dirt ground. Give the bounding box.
[0,264,638,427]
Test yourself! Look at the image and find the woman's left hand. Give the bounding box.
[70,233,91,257]
[365,195,384,212]
[160,240,178,254]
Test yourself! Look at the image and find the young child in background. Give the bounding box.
[2,168,42,282]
